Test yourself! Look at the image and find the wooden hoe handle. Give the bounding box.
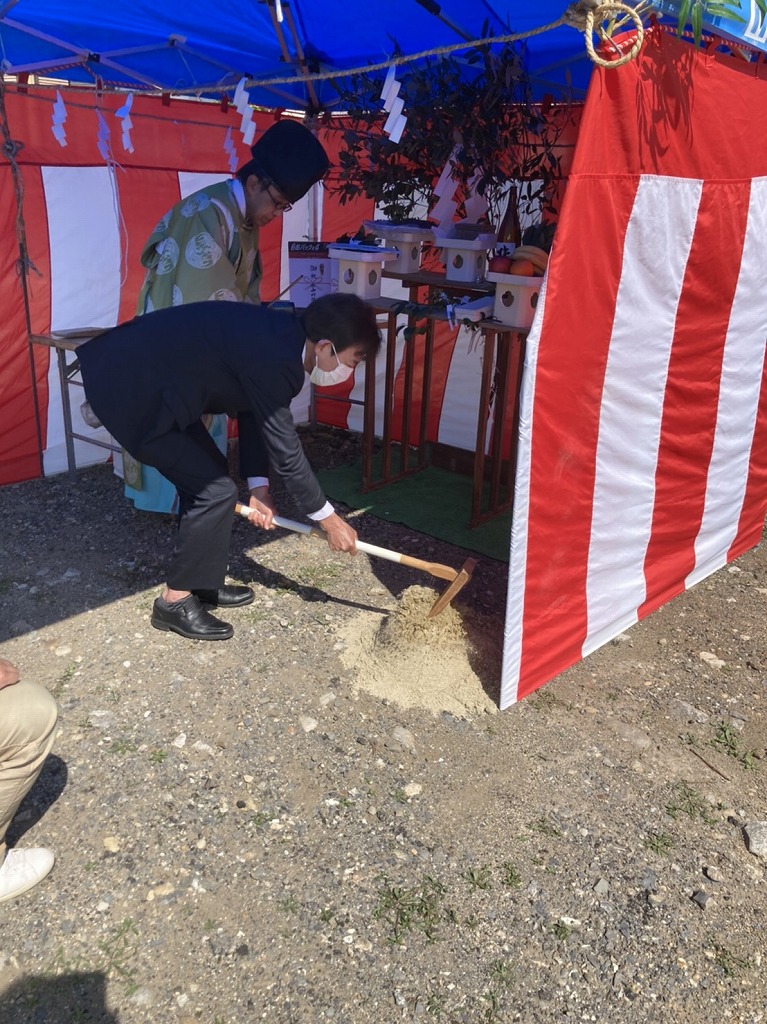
[234,503,458,582]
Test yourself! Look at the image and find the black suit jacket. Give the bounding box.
[78,301,327,515]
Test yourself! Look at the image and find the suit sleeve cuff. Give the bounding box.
[247,477,270,490]
[307,501,334,521]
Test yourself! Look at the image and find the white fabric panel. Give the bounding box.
[280,191,314,297]
[289,183,323,425]
[42,165,122,474]
[177,171,229,199]
[500,276,549,709]
[437,328,486,450]
[582,177,702,655]
[347,276,408,436]
[42,166,122,331]
[687,176,767,587]
[291,380,312,427]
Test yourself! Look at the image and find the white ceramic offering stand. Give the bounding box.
[438,228,497,284]
[362,221,434,275]
[486,271,543,330]
[328,244,400,300]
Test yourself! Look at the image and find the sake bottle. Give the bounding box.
[497,185,521,250]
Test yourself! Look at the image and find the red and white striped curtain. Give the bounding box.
[502,27,767,706]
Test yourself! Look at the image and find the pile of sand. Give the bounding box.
[338,585,497,718]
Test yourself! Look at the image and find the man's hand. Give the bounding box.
[0,658,20,692]
[248,486,278,530]
[318,512,357,554]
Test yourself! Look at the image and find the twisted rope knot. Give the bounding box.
[565,0,645,68]
[2,137,24,160]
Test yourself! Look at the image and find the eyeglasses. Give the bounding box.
[263,182,292,213]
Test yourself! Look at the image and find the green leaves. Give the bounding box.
[672,0,767,43]
[328,38,567,223]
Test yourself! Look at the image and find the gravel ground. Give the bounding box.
[1,427,766,1024]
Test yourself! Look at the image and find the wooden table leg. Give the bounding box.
[381,309,398,484]
[418,317,434,470]
[57,348,78,482]
[362,333,377,491]
[487,330,510,513]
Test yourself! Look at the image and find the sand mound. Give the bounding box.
[339,585,497,718]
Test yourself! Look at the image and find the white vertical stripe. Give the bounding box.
[687,176,767,586]
[583,176,703,654]
[499,275,548,709]
[347,321,408,436]
[438,327,487,450]
[285,184,318,425]
[280,193,311,296]
[42,166,121,474]
[177,171,229,199]
[42,166,122,331]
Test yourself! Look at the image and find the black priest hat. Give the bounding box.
[249,119,330,203]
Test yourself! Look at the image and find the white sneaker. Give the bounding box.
[0,848,55,903]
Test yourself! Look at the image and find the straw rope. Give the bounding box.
[166,1,649,97]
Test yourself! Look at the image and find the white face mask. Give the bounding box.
[309,343,355,387]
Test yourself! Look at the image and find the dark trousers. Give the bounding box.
[135,420,238,591]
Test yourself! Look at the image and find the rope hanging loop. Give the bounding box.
[565,0,645,68]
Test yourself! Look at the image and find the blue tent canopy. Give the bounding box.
[0,1,599,109]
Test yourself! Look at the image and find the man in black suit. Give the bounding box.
[79,292,381,640]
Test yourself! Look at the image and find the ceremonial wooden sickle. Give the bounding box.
[234,503,476,618]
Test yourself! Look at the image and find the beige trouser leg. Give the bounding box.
[0,681,59,863]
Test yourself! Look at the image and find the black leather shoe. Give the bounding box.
[151,595,233,640]
[192,585,255,608]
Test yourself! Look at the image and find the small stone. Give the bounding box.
[147,882,176,901]
[300,716,318,733]
[593,878,610,897]
[744,821,767,859]
[172,733,186,748]
[669,699,709,724]
[402,782,422,798]
[699,651,726,669]
[392,726,416,752]
[128,987,154,1007]
[103,836,121,853]
[88,710,115,730]
[319,692,337,707]
[54,646,72,657]
[606,719,652,749]
[704,865,724,883]
[691,890,712,909]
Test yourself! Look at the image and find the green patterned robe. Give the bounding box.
[136,179,262,310]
